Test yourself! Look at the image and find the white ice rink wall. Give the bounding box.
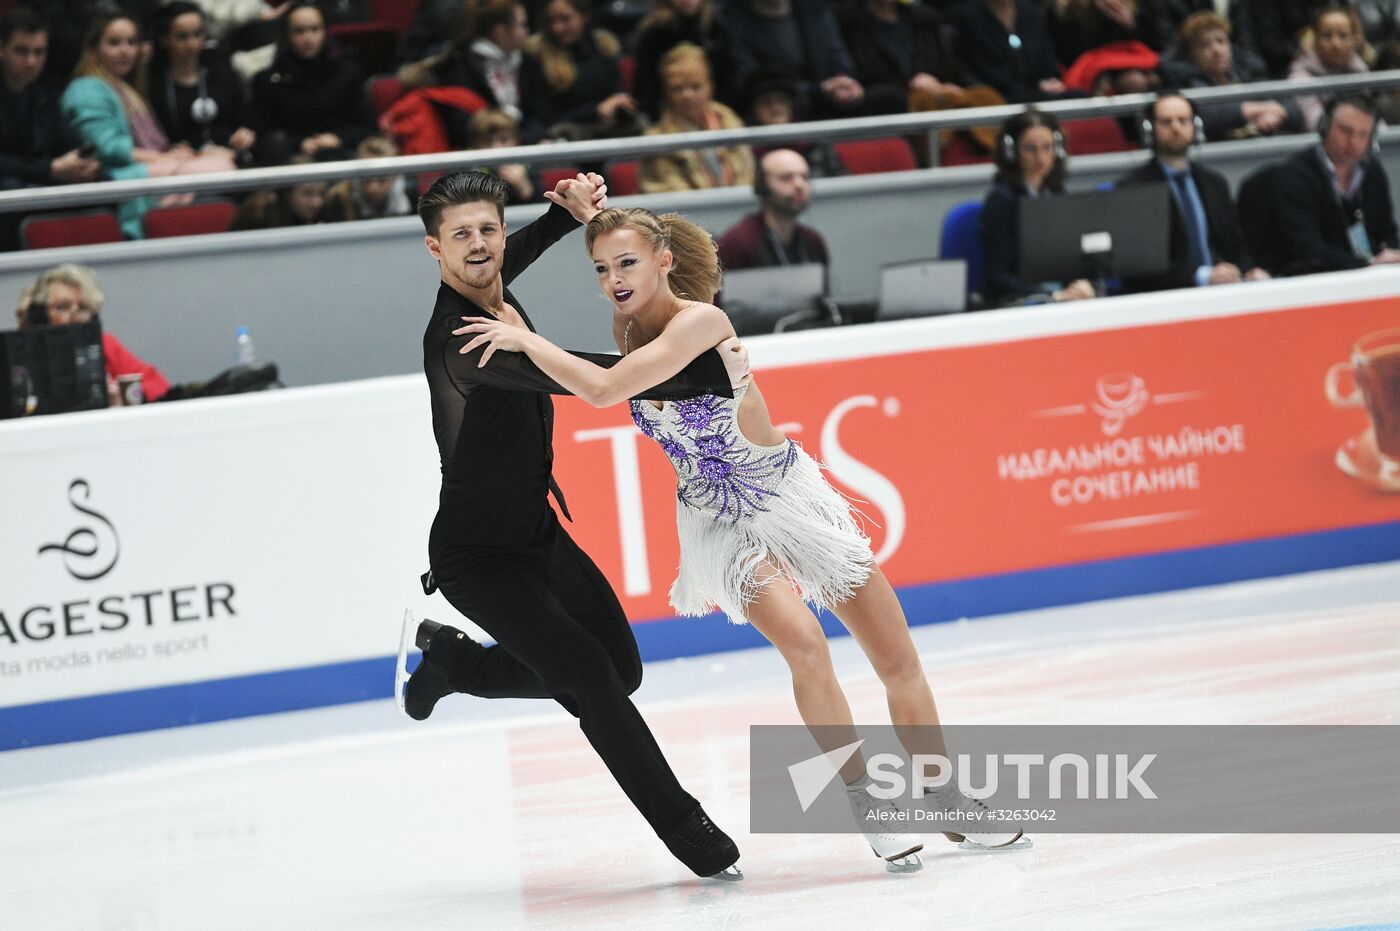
[2,270,1398,749]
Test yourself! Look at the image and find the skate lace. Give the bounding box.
[675,809,723,851]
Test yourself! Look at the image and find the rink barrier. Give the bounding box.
[3,518,1397,751]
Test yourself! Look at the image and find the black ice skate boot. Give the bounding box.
[662,806,743,881]
[395,611,482,721]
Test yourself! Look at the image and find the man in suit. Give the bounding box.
[1117,93,1268,292]
[1271,94,1400,275]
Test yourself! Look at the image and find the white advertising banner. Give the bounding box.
[0,377,444,710]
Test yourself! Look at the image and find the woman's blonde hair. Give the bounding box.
[660,41,711,86]
[74,12,148,97]
[526,0,621,93]
[15,264,105,328]
[584,207,722,302]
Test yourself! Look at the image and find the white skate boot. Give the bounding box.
[846,778,924,873]
[926,783,1032,852]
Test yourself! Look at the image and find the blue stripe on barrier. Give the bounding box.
[4,519,1398,751]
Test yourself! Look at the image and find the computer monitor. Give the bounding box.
[0,320,107,419]
[1018,184,1171,284]
[720,263,828,335]
[877,259,967,320]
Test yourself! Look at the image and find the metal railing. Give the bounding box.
[2,70,1397,215]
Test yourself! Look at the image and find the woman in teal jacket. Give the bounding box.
[61,12,235,238]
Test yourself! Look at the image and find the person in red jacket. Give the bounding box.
[14,263,170,402]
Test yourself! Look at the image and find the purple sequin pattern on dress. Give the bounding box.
[629,391,797,522]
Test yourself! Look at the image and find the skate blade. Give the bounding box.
[884,852,923,874]
[703,864,743,883]
[957,835,1033,853]
[394,608,416,718]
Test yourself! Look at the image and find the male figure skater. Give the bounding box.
[398,171,746,880]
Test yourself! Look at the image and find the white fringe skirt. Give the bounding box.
[669,443,875,624]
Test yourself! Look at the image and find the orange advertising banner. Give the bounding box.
[549,297,1400,623]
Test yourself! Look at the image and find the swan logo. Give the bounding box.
[37,479,120,582]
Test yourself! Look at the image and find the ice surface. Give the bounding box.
[2,563,1398,930]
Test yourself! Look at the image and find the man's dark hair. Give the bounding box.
[1326,92,1378,123]
[418,171,510,235]
[0,7,49,45]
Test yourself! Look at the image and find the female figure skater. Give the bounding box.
[456,207,1027,870]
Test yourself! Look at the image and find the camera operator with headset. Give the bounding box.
[1115,92,1266,294]
[16,264,170,406]
[1270,93,1400,274]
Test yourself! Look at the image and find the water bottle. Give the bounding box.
[235,326,256,366]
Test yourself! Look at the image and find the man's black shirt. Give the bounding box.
[423,202,733,548]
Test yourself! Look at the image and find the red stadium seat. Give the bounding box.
[939,134,992,167]
[369,0,418,34]
[367,75,404,117]
[1061,117,1133,155]
[833,137,918,175]
[539,166,585,191]
[144,200,237,239]
[20,210,123,249]
[605,160,640,196]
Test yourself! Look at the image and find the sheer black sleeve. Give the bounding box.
[502,202,581,286]
[445,338,735,400]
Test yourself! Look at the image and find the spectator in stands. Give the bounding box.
[739,69,846,178]
[979,109,1095,306]
[1290,4,1371,130]
[1271,94,1400,273]
[62,12,238,239]
[527,0,642,141]
[251,2,374,164]
[836,0,974,114]
[721,0,866,118]
[630,0,731,120]
[716,148,829,271]
[1167,11,1301,140]
[324,136,411,222]
[640,43,753,193]
[148,3,257,166]
[957,0,1076,102]
[1116,94,1267,292]
[0,8,101,251]
[467,108,539,204]
[1045,0,1164,95]
[15,263,171,404]
[21,0,111,88]
[230,154,329,229]
[1153,0,1261,63]
[398,0,548,146]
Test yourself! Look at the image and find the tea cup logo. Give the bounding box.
[38,479,121,581]
[1090,373,1150,436]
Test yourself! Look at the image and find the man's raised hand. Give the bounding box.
[545,172,609,224]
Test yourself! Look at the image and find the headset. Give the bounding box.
[1139,95,1206,153]
[1318,93,1382,158]
[754,155,772,198]
[997,117,1066,170]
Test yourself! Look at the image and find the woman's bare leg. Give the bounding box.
[744,562,865,784]
[831,564,949,761]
